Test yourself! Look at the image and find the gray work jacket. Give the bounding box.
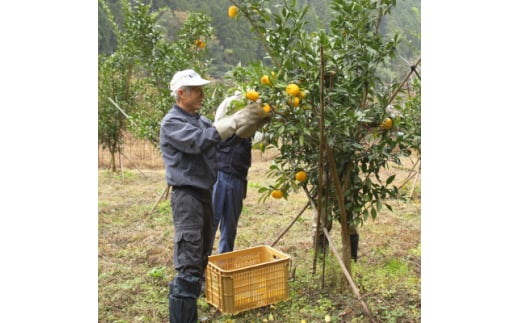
[160,105,221,190]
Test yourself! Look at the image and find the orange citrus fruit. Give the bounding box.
[194,39,205,49]
[295,171,307,182]
[381,117,393,130]
[288,96,300,107]
[286,84,300,97]
[298,90,306,99]
[271,190,283,199]
[246,90,259,101]
[228,5,239,18]
[263,104,271,114]
[260,75,271,85]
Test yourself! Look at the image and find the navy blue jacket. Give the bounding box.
[216,135,252,181]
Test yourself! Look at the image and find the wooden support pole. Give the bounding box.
[388,57,421,105]
[120,151,147,179]
[270,201,310,247]
[304,191,376,322]
[398,157,421,190]
[313,45,326,274]
[322,227,377,323]
[148,185,170,215]
[409,160,421,199]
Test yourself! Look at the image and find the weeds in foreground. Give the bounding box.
[99,161,420,322]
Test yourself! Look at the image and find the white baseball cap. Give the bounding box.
[169,69,212,96]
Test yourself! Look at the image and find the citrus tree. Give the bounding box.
[99,0,216,170]
[130,9,216,145]
[226,0,421,273]
[98,0,146,171]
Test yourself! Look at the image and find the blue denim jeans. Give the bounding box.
[210,171,246,254]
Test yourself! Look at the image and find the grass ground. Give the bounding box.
[98,150,421,322]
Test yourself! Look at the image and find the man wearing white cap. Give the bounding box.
[159,69,268,323]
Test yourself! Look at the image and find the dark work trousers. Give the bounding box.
[210,171,246,254]
[168,188,213,323]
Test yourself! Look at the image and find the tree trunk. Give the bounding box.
[340,160,354,273]
[326,144,352,274]
[340,217,351,275]
[109,149,116,172]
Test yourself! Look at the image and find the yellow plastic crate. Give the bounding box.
[205,245,291,315]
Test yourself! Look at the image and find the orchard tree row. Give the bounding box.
[98,0,421,271]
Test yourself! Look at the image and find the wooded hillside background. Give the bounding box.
[98,0,420,79]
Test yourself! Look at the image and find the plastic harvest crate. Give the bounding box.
[205,245,291,315]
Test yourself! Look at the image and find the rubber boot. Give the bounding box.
[168,277,200,323]
[168,295,197,323]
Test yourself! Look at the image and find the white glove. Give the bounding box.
[234,103,269,138]
[236,119,268,138]
[214,102,268,140]
[213,116,237,140]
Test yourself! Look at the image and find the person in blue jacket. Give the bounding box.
[159,69,268,323]
[210,92,263,254]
